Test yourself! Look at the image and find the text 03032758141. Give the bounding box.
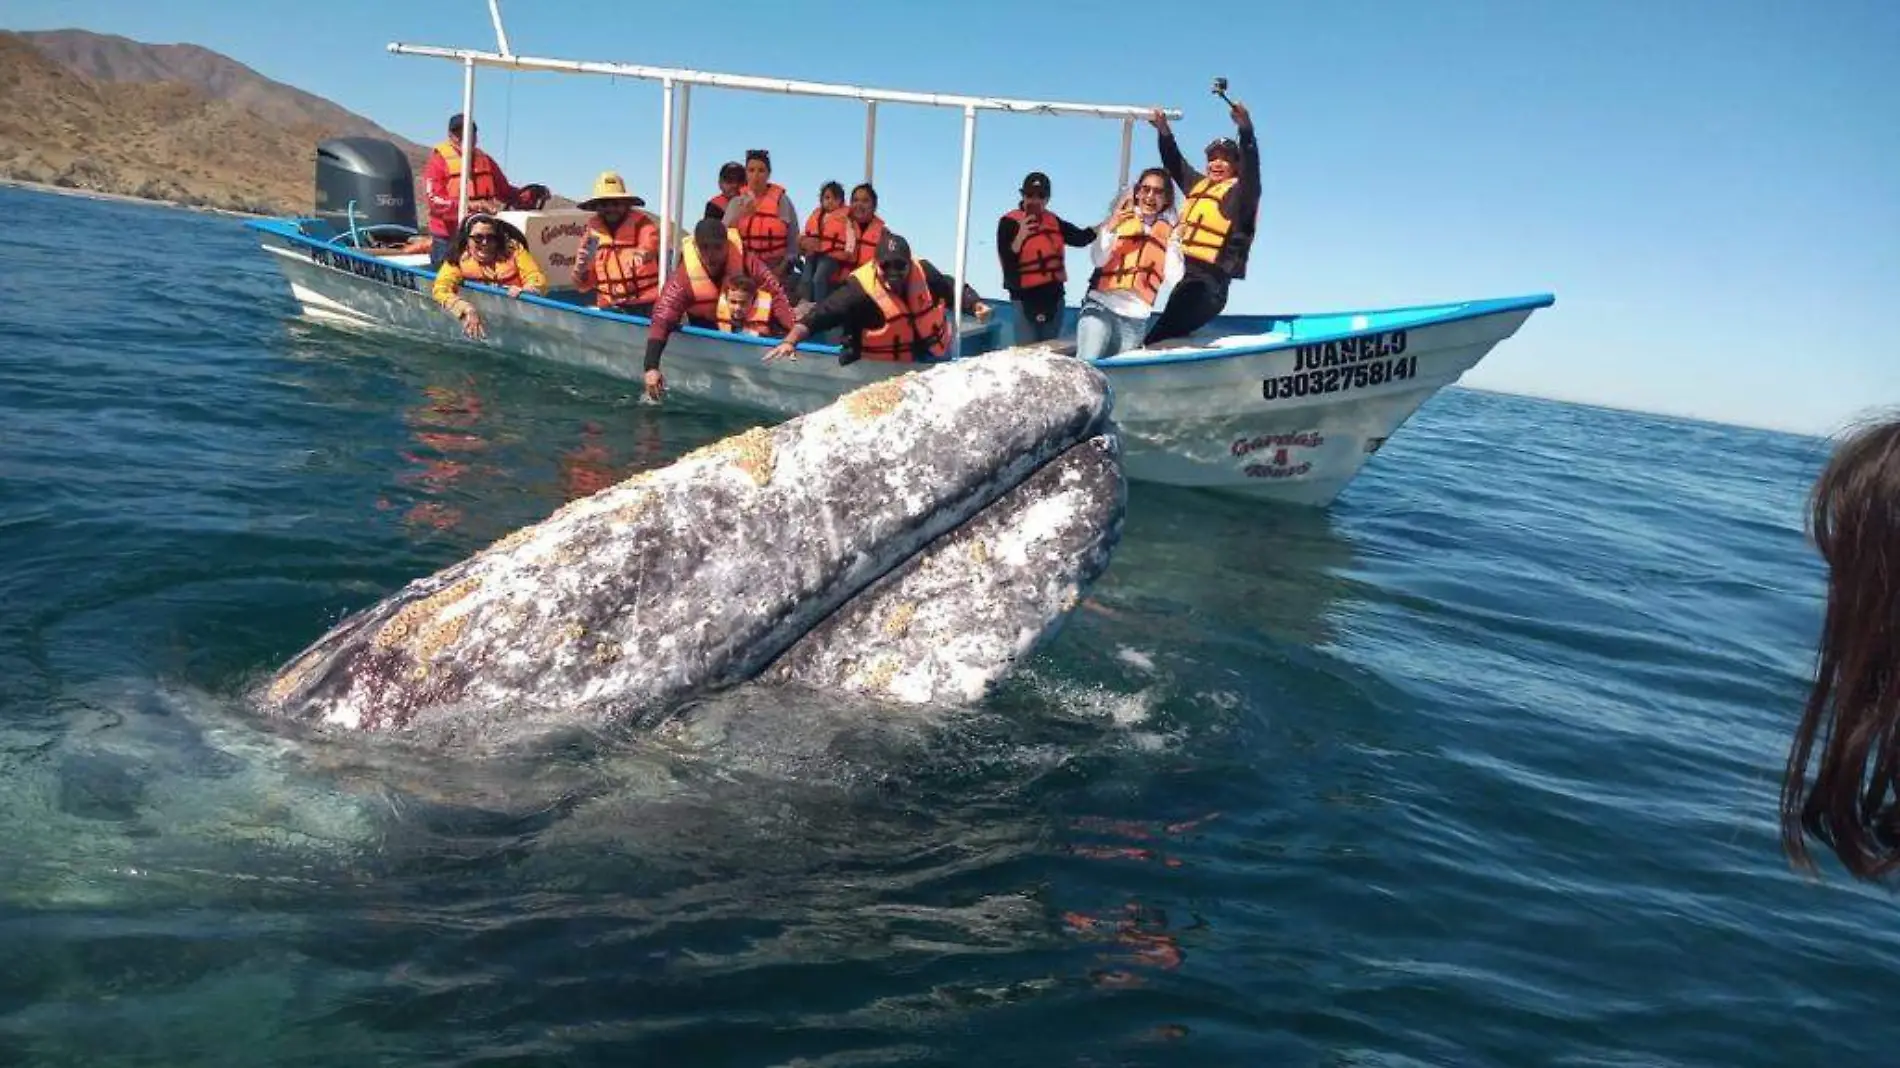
[1263,331,1415,401]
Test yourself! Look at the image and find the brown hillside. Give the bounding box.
[21,28,429,155]
[0,29,583,219]
[0,33,385,215]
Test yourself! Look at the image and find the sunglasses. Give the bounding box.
[1135,184,1168,195]
[470,232,500,244]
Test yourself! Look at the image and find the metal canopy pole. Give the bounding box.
[456,57,475,228]
[1118,117,1133,190]
[863,102,877,183]
[657,78,675,282]
[388,43,1178,123]
[670,83,693,266]
[951,104,976,359]
[486,0,513,56]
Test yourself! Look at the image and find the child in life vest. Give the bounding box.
[796,180,858,308]
[714,273,784,338]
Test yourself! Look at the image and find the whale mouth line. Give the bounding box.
[737,404,1118,680]
[745,426,1123,681]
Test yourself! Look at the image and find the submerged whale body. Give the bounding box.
[255,349,1127,750]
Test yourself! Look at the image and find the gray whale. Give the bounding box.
[255,349,1126,750]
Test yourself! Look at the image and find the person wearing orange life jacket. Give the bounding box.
[765,232,991,367]
[996,171,1097,343]
[421,113,550,268]
[643,219,797,400]
[1143,98,1260,346]
[840,183,887,277]
[431,214,548,340]
[571,171,661,316]
[796,180,859,306]
[1075,167,1185,361]
[704,161,745,221]
[722,149,799,282]
[714,273,787,339]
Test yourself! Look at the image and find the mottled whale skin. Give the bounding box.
[766,433,1124,704]
[256,349,1121,750]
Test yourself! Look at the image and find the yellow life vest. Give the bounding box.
[1176,177,1236,266]
[681,228,746,320]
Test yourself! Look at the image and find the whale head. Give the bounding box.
[254,348,1126,752]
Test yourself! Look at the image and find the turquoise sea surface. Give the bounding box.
[2,184,1894,1066]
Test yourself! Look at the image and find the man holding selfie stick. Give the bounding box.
[1143,80,1259,346]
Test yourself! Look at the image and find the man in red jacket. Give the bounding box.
[422,113,548,267]
[642,219,798,401]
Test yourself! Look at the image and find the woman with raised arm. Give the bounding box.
[1143,98,1259,346]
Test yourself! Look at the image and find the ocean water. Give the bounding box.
[1,182,1894,1067]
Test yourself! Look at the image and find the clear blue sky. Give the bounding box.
[9,0,1897,435]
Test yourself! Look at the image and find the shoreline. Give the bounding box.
[0,176,270,219]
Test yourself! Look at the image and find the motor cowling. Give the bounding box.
[313,137,417,243]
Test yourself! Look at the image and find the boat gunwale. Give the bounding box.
[248,215,1554,369]
[247,215,839,353]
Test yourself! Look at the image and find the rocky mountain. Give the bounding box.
[0,29,440,216]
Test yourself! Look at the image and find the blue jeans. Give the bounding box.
[1074,296,1148,360]
[802,254,840,305]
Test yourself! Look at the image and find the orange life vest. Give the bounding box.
[706,192,732,218]
[736,183,791,264]
[850,260,948,363]
[715,290,776,336]
[803,206,852,260]
[837,215,885,282]
[1176,177,1236,266]
[681,228,746,320]
[579,214,659,308]
[434,141,503,202]
[1006,208,1067,290]
[455,250,525,288]
[1097,213,1175,306]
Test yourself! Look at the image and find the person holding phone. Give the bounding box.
[996,172,1097,344]
[1075,167,1183,360]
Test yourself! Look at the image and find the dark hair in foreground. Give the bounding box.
[1782,415,1900,881]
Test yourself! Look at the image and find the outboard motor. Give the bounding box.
[313,137,417,245]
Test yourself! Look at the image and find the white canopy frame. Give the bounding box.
[408,22,1178,356]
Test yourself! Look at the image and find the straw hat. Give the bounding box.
[579,171,646,211]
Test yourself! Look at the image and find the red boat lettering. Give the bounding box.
[1230,430,1324,457]
[1243,461,1312,480]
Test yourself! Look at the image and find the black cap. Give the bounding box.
[1020,171,1051,196]
[875,232,912,267]
[1205,137,1240,161]
[719,161,744,182]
